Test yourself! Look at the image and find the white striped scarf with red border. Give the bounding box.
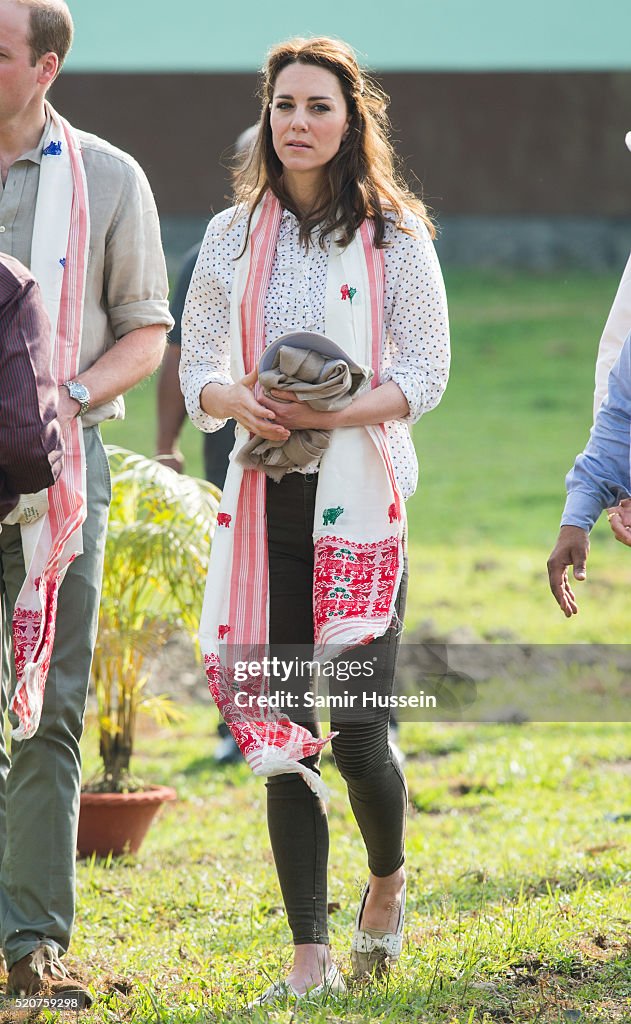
[199,191,405,799]
[10,105,89,740]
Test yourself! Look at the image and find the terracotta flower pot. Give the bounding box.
[77,785,177,858]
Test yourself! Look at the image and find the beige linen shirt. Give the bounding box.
[0,116,173,426]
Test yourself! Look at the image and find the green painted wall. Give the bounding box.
[64,0,631,73]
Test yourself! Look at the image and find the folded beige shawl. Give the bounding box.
[237,344,371,481]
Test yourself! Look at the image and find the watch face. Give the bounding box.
[64,381,90,413]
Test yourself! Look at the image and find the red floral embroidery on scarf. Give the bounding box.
[217,624,231,641]
[387,502,398,523]
[11,577,59,729]
[13,581,58,680]
[313,536,399,629]
[204,653,327,760]
[204,654,251,740]
[217,513,232,528]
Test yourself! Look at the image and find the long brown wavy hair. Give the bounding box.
[233,36,435,249]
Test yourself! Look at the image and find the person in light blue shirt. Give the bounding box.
[548,331,631,616]
[548,130,631,615]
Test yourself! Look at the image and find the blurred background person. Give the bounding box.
[547,131,631,611]
[155,126,258,484]
[155,126,257,766]
[592,132,631,419]
[547,334,631,615]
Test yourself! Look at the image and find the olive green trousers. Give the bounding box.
[0,427,111,968]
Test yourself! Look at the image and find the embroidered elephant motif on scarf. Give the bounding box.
[322,506,344,526]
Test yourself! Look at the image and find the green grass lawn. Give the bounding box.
[80,270,631,1023]
[103,268,629,642]
[71,711,631,1023]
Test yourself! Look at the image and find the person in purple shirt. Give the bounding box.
[0,253,63,522]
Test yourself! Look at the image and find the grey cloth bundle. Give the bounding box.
[237,343,372,482]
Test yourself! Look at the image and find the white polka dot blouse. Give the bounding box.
[180,204,450,500]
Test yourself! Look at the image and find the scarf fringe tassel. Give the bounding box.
[245,745,331,801]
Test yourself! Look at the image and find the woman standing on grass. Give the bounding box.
[180,36,449,1003]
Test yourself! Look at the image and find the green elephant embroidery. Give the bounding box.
[322,506,344,526]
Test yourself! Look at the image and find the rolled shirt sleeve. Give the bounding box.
[68,136,175,426]
[562,333,631,530]
[104,158,174,341]
[0,125,174,428]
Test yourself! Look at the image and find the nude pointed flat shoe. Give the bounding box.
[350,882,406,978]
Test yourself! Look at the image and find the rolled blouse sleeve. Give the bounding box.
[180,209,243,433]
[382,215,450,424]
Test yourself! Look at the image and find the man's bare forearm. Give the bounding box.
[79,324,167,404]
[58,324,167,425]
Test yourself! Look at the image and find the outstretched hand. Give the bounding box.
[546,525,590,617]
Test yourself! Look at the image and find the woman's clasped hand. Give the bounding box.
[201,370,290,441]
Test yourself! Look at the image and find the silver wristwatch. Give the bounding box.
[62,379,91,417]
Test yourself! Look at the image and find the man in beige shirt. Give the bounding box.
[0,0,173,1001]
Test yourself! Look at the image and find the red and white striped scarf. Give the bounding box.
[200,192,405,797]
[10,106,89,740]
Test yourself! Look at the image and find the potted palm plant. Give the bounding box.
[77,446,219,857]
